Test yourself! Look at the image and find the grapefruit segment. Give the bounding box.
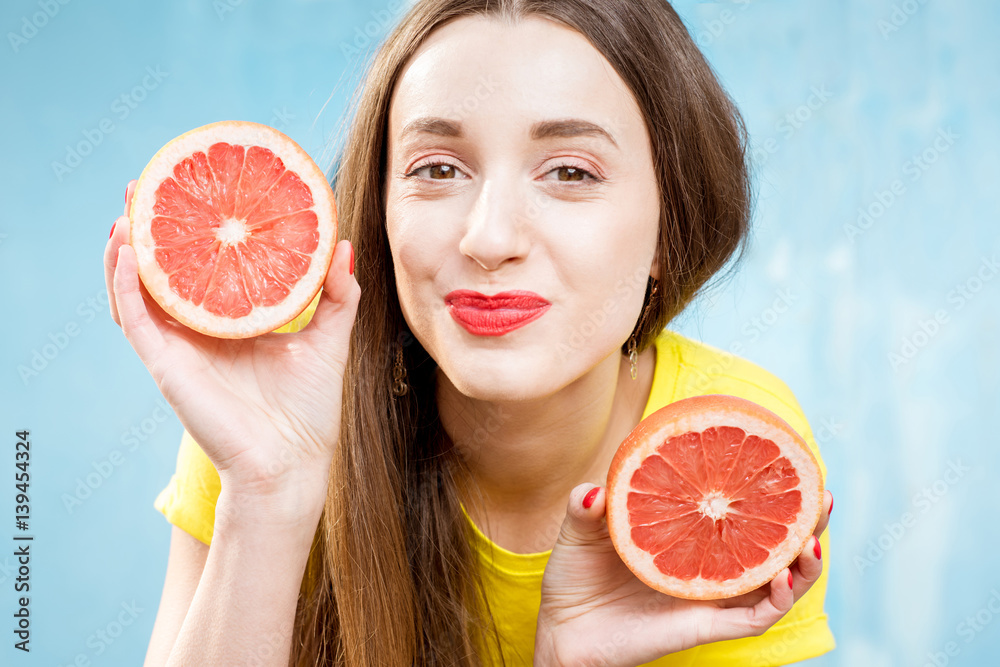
[629,454,701,501]
[700,426,745,489]
[656,431,710,491]
[130,121,337,338]
[626,491,697,525]
[606,394,824,600]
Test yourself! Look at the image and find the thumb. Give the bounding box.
[554,484,609,549]
[300,239,361,345]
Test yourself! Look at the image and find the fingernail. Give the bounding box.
[109,221,116,239]
[582,487,600,509]
[788,571,793,589]
[348,242,354,275]
[125,184,129,204]
[813,537,822,560]
[828,492,834,517]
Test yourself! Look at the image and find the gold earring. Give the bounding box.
[628,280,659,381]
[391,342,409,396]
[627,336,639,380]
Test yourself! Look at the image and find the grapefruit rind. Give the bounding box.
[129,121,337,339]
[606,394,824,600]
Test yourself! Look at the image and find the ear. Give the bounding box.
[649,244,662,281]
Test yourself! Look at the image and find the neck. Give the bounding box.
[438,344,657,538]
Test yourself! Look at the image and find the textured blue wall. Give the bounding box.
[0,0,997,664]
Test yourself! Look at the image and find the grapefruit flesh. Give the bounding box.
[606,394,823,600]
[129,121,337,338]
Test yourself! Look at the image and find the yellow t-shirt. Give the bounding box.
[154,295,835,666]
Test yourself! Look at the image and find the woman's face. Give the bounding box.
[384,14,661,401]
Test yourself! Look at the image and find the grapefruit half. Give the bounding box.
[606,394,824,600]
[129,121,337,338]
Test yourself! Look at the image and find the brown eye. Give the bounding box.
[407,162,463,180]
[556,166,587,182]
[544,163,600,184]
[427,164,458,179]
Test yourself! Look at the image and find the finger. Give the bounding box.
[106,180,137,326]
[710,567,795,642]
[114,243,168,361]
[124,179,136,217]
[553,484,608,549]
[813,489,833,537]
[299,240,361,357]
[105,213,131,327]
[790,534,823,600]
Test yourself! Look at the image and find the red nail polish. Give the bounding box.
[828,493,833,517]
[787,571,793,589]
[813,537,822,560]
[348,243,354,275]
[109,221,116,239]
[582,487,600,509]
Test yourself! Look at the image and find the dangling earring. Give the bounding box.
[628,280,659,381]
[391,341,409,396]
[627,337,639,381]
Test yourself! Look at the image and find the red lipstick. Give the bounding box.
[445,290,551,336]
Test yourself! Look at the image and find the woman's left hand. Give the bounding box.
[533,484,832,667]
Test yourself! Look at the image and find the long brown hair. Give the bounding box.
[291,0,752,664]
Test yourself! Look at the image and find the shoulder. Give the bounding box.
[657,329,802,410]
[649,328,827,478]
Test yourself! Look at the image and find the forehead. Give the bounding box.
[387,14,641,144]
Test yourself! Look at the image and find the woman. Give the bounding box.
[106,0,834,665]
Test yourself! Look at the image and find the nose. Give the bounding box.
[458,177,530,272]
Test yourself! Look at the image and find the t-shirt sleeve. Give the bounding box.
[151,292,322,546]
[153,429,222,546]
[668,334,836,665]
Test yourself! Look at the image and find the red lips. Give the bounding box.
[445,290,551,336]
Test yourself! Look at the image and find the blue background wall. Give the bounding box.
[1,0,997,664]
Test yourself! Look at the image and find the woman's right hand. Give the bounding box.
[105,180,360,520]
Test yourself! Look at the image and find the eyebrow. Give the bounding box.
[400,116,619,149]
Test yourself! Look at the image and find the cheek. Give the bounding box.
[388,207,445,277]
[545,200,657,293]
[386,202,452,325]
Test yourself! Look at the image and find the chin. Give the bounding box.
[437,359,559,403]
